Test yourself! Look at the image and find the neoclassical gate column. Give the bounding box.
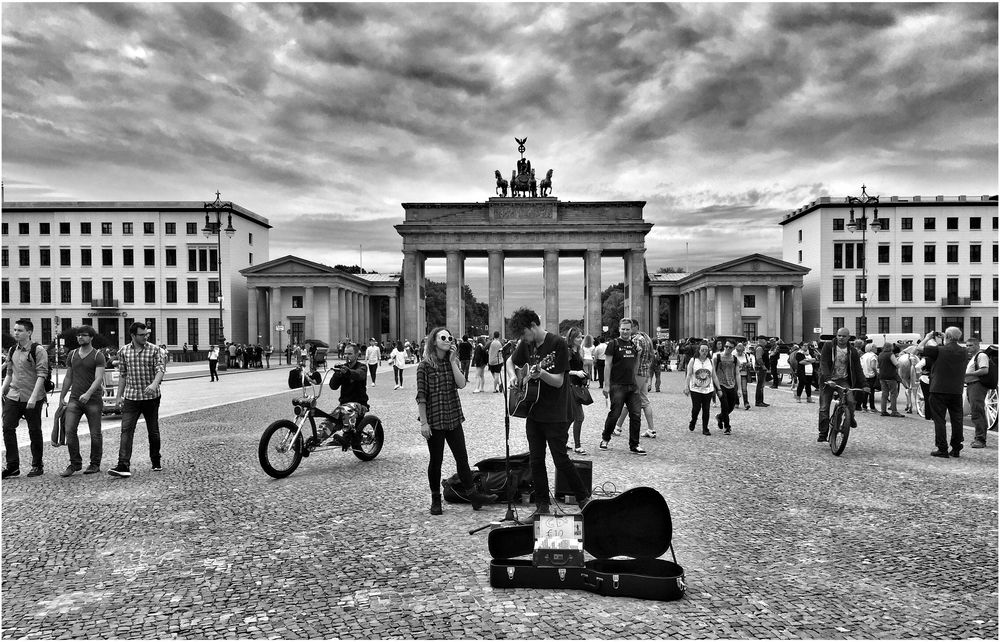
[247,287,259,344]
[704,286,717,338]
[792,285,803,341]
[488,250,504,336]
[767,286,778,337]
[624,249,646,326]
[304,286,315,340]
[328,287,338,343]
[402,250,425,342]
[584,249,602,338]
[336,287,346,341]
[269,286,282,347]
[363,294,371,341]
[446,251,465,336]
[543,249,559,333]
[732,285,743,337]
[388,296,398,340]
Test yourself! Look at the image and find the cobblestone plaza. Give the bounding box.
[2,364,997,639]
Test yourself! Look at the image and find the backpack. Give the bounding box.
[6,343,55,395]
[979,347,998,389]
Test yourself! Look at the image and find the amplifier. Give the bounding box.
[555,459,593,502]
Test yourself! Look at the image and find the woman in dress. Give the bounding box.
[416,327,495,515]
[684,343,721,435]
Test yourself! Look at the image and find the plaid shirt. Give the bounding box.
[118,342,166,400]
[416,358,465,431]
[634,334,654,378]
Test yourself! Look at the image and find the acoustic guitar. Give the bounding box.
[508,352,556,418]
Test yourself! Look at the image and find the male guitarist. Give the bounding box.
[509,307,591,517]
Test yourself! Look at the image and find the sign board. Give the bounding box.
[656,330,670,340]
[275,324,285,332]
[602,325,608,333]
[813,327,822,334]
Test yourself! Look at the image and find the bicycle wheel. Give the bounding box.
[351,415,384,461]
[829,404,850,456]
[259,419,303,478]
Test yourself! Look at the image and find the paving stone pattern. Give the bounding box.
[2,373,997,639]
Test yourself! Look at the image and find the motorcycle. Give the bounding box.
[258,365,384,478]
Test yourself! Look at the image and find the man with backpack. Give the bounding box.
[2,318,51,478]
[965,337,995,449]
[56,326,106,476]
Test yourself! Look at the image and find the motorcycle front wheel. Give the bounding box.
[259,419,303,478]
[352,415,384,461]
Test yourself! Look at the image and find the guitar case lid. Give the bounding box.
[488,486,673,561]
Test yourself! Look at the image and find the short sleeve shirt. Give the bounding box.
[714,352,738,389]
[511,332,570,423]
[5,343,49,402]
[833,346,849,380]
[69,349,106,399]
[689,357,716,394]
[924,343,967,395]
[605,338,638,385]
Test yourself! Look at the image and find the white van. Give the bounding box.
[866,333,921,350]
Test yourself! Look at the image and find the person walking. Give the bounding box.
[487,331,504,393]
[793,343,818,403]
[471,337,488,393]
[612,327,658,439]
[734,343,752,410]
[600,319,645,454]
[878,344,903,417]
[565,327,589,455]
[416,327,496,515]
[916,328,968,457]
[713,340,741,434]
[650,340,662,393]
[458,335,473,380]
[593,336,608,389]
[389,340,407,389]
[365,339,381,386]
[964,337,992,449]
[817,327,865,443]
[207,344,220,381]
[56,326,106,476]
[859,343,878,412]
[753,337,770,407]
[109,322,166,478]
[1,318,49,478]
[685,343,721,435]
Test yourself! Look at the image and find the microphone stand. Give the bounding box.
[470,342,522,534]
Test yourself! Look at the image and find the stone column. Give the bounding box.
[792,285,803,342]
[247,287,259,345]
[416,253,426,339]
[327,287,337,344]
[446,251,464,336]
[388,296,398,340]
[584,249,602,338]
[402,250,421,343]
[652,295,662,335]
[304,286,315,340]
[365,294,373,341]
[488,250,504,337]
[269,286,282,347]
[705,286,717,338]
[767,286,778,337]
[543,249,559,333]
[344,291,353,342]
[624,249,646,326]
[732,286,742,336]
[336,288,346,342]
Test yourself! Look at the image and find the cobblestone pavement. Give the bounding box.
[2,371,997,639]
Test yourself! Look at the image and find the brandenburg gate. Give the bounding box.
[395,198,652,340]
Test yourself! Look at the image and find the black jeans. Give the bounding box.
[755,370,767,404]
[718,386,738,428]
[595,360,605,388]
[569,398,584,448]
[393,365,403,386]
[426,425,474,493]
[64,397,103,468]
[118,397,162,468]
[929,392,964,453]
[796,375,813,399]
[690,391,713,430]
[2,398,44,469]
[602,384,641,449]
[209,359,218,381]
[368,363,378,383]
[526,417,589,507]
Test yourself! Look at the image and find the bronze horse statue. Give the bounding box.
[539,169,553,197]
[511,169,537,198]
[495,170,509,197]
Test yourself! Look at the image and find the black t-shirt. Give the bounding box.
[568,350,586,386]
[924,343,966,396]
[458,341,473,361]
[512,332,570,423]
[605,337,638,385]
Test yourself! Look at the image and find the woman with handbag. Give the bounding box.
[565,326,591,455]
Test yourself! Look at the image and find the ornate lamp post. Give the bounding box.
[845,185,881,338]
[203,191,236,363]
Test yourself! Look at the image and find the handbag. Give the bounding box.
[571,384,594,405]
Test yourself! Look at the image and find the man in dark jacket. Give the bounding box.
[329,344,369,407]
[916,327,968,457]
[817,327,865,442]
[878,344,903,417]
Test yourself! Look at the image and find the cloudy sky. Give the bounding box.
[3,2,997,318]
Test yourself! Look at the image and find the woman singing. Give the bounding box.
[566,327,589,455]
[685,343,721,435]
[416,327,495,515]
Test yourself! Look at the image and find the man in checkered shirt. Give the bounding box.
[108,322,166,478]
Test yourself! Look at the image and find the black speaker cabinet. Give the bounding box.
[554,459,593,501]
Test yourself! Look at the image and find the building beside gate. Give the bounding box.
[1,201,270,348]
[780,194,998,343]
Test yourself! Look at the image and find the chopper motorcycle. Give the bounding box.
[258,364,384,478]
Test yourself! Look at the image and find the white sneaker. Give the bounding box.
[394,384,400,390]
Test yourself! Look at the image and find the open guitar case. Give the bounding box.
[487,486,686,601]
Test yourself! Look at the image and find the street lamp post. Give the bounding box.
[845,185,881,338]
[203,191,236,368]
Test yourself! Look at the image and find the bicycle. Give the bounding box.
[824,380,867,456]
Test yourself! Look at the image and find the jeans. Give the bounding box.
[818,378,854,437]
[368,364,378,383]
[652,367,661,392]
[880,379,899,414]
[569,398,584,449]
[689,391,713,430]
[862,376,878,410]
[460,360,471,379]
[426,425,474,493]
[602,384,641,449]
[2,398,44,469]
[393,365,403,386]
[209,359,218,381]
[525,417,589,506]
[718,386,738,428]
[64,397,103,468]
[595,360,605,388]
[796,375,813,399]
[929,392,964,453]
[118,397,162,468]
[967,381,989,443]
[755,370,767,404]
[739,371,750,407]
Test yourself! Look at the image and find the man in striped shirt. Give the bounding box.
[109,322,166,478]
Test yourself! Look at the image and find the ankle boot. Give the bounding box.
[466,488,497,511]
[430,493,443,515]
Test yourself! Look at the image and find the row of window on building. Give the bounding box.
[828,215,998,233]
[1,246,254,270]
[830,241,998,268]
[0,317,225,348]
[832,276,998,304]
[2,220,255,243]
[2,279,221,306]
[832,316,996,343]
